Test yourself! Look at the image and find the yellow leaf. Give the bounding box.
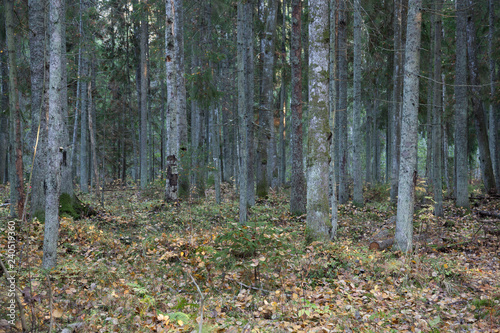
[52,308,64,318]
[177,320,184,326]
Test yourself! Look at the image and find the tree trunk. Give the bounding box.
[395,0,422,252]
[466,0,496,193]
[390,0,403,204]
[307,0,330,240]
[43,0,65,269]
[79,0,89,193]
[352,0,363,206]
[432,0,443,216]
[0,33,8,185]
[29,0,48,219]
[245,2,255,207]
[140,2,149,189]
[337,0,348,204]
[165,0,178,201]
[5,0,25,217]
[329,0,338,237]
[290,0,306,215]
[174,0,188,198]
[488,0,500,193]
[257,0,277,198]
[237,1,250,224]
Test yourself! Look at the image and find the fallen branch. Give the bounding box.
[188,273,204,333]
[476,210,500,219]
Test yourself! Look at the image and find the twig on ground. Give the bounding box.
[188,272,204,333]
[0,257,28,331]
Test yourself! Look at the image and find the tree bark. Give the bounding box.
[140,1,149,189]
[432,0,443,216]
[390,0,403,204]
[337,0,348,204]
[395,0,422,252]
[79,0,89,193]
[329,0,338,237]
[4,0,25,217]
[352,0,363,206]
[307,0,330,239]
[257,0,277,198]
[466,0,496,194]
[29,0,49,219]
[43,0,65,269]
[290,0,306,215]
[0,32,7,185]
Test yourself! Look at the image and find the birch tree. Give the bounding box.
[395,0,422,253]
[307,0,330,239]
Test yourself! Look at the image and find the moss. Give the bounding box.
[33,210,45,223]
[59,193,79,219]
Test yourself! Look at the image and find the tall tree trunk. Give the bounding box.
[466,0,496,193]
[29,0,48,219]
[488,0,500,192]
[43,0,65,269]
[245,1,255,207]
[174,0,188,197]
[337,0,348,204]
[257,0,277,198]
[352,0,363,206]
[140,2,148,189]
[165,0,178,201]
[4,0,25,217]
[395,0,422,253]
[290,0,306,215]
[79,0,89,193]
[307,0,330,240]
[0,36,7,184]
[278,0,287,187]
[390,0,403,203]
[329,0,338,237]
[237,0,250,224]
[432,0,443,216]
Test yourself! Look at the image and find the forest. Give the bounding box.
[0,0,499,331]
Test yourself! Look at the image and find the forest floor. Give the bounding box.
[0,182,499,332]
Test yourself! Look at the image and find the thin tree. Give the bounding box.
[43,0,65,269]
[329,0,338,237]
[4,0,25,217]
[431,0,443,216]
[337,0,348,204]
[140,0,149,189]
[307,0,330,239]
[29,0,48,219]
[290,0,306,215]
[395,0,422,253]
[352,0,363,206]
[466,0,496,193]
[454,0,469,208]
[488,0,499,192]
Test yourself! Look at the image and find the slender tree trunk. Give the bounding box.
[395,0,422,252]
[245,1,255,207]
[140,2,149,189]
[307,0,330,240]
[43,0,65,269]
[352,0,363,206]
[237,0,249,224]
[5,0,25,217]
[432,0,443,216]
[29,0,48,219]
[390,0,403,203]
[290,0,306,215]
[211,104,221,204]
[278,0,287,187]
[337,0,348,204]
[329,0,338,237]
[79,0,89,193]
[466,0,496,193]
[165,0,178,201]
[0,31,8,185]
[488,0,500,192]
